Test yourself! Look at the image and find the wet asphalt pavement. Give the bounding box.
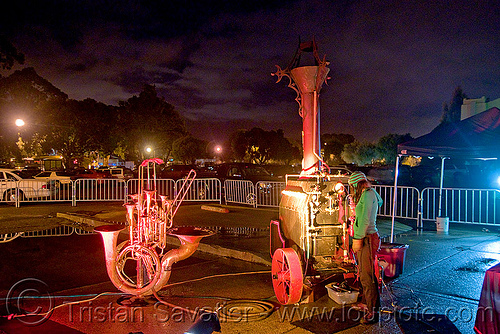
[0,202,499,333]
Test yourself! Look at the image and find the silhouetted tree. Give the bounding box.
[321,133,355,165]
[270,129,301,165]
[0,68,69,161]
[0,36,24,70]
[229,127,299,164]
[341,141,377,166]
[172,136,207,164]
[230,129,251,162]
[116,85,187,162]
[375,133,413,164]
[439,86,466,125]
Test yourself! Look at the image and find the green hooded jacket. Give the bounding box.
[353,188,383,239]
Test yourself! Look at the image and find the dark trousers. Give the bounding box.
[356,232,381,314]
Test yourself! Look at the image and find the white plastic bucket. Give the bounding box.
[436,217,449,234]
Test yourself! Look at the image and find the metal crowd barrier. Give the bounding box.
[224,179,256,206]
[126,178,176,202]
[1,179,61,207]
[176,178,222,203]
[256,181,286,207]
[421,187,500,226]
[1,177,222,207]
[374,185,420,223]
[3,177,499,227]
[223,180,285,208]
[22,225,76,238]
[74,178,127,204]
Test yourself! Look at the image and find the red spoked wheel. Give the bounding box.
[272,248,303,305]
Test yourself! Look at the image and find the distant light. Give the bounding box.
[15,119,25,127]
[496,175,500,187]
[146,147,152,153]
[215,146,222,153]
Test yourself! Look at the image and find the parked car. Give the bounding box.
[263,164,299,180]
[98,167,134,180]
[410,161,468,188]
[33,171,74,185]
[324,166,377,185]
[160,164,216,180]
[0,168,50,203]
[71,169,114,184]
[216,163,280,184]
[366,165,412,186]
[214,163,281,205]
[17,165,43,179]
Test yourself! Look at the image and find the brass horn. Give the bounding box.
[95,159,214,297]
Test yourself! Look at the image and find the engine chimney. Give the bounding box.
[272,40,330,175]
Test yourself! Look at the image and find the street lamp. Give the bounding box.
[145,146,155,159]
[14,118,26,160]
[214,145,222,163]
[15,119,25,127]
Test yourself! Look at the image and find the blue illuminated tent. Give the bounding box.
[388,107,500,241]
[398,107,500,159]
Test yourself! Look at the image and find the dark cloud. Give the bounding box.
[3,0,500,144]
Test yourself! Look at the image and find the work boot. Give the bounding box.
[350,302,368,312]
[360,311,379,324]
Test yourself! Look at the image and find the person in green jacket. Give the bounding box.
[348,171,383,324]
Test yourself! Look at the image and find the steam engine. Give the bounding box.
[270,41,353,305]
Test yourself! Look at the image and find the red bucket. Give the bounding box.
[377,243,409,278]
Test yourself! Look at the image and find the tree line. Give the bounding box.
[1,38,464,169]
[0,67,415,169]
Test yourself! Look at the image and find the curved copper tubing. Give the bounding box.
[95,225,213,297]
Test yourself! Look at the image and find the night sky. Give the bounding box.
[2,0,500,145]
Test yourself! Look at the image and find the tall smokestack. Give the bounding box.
[272,40,330,176]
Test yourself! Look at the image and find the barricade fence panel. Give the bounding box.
[177,178,222,203]
[75,228,97,235]
[256,181,286,207]
[224,180,256,207]
[0,232,23,243]
[74,179,127,202]
[21,225,76,237]
[421,188,500,225]
[0,179,55,205]
[373,185,420,221]
[45,180,73,202]
[5,176,499,227]
[126,179,176,202]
